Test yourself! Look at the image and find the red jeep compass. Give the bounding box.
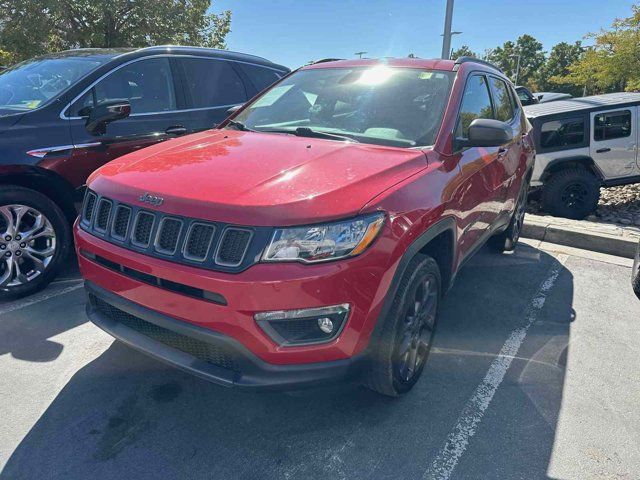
[75,57,534,396]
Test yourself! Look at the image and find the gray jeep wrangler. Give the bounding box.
[525,92,640,219]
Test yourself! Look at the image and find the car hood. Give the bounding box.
[89,130,428,226]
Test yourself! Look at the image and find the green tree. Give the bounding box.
[536,41,584,95]
[486,34,545,87]
[552,4,640,93]
[0,0,232,63]
[450,45,476,60]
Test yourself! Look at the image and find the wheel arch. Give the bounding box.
[0,165,78,223]
[540,155,604,184]
[365,216,457,355]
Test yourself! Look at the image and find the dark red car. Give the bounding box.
[75,57,535,396]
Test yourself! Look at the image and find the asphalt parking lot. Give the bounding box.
[1,241,639,480]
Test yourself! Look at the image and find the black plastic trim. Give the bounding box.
[84,281,364,390]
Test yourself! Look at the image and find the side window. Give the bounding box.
[594,110,631,141]
[456,74,494,139]
[489,77,514,122]
[238,63,283,92]
[540,118,585,149]
[68,58,176,116]
[180,58,247,108]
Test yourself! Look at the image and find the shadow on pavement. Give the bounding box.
[1,244,575,480]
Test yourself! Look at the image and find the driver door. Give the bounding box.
[66,57,186,185]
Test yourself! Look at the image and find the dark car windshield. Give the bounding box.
[231,66,455,148]
[0,55,112,112]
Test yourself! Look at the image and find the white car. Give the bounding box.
[525,92,640,219]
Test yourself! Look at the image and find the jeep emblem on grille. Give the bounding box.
[139,192,164,206]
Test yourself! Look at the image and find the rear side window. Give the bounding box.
[594,110,631,141]
[180,58,247,108]
[456,74,494,139]
[238,63,283,92]
[489,77,514,122]
[540,117,585,149]
[68,58,176,116]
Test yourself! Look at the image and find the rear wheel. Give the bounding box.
[489,178,528,253]
[364,254,440,397]
[0,186,71,300]
[542,168,600,220]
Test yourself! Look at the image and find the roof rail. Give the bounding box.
[454,56,503,73]
[312,58,344,64]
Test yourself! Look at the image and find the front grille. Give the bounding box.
[132,212,155,247]
[183,223,215,261]
[95,199,112,231]
[90,295,239,373]
[79,190,262,272]
[112,205,131,239]
[82,192,97,223]
[155,218,182,254]
[216,228,252,266]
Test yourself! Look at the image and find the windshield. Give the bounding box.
[0,56,111,112]
[231,66,455,148]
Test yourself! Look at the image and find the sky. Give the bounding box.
[212,0,636,69]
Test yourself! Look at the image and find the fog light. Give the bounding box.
[317,317,334,334]
[254,304,350,346]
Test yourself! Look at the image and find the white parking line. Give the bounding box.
[423,254,567,480]
[0,283,84,316]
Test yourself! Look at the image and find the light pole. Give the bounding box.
[441,0,455,59]
[511,54,522,85]
[355,51,367,59]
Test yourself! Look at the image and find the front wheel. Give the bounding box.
[364,254,441,397]
[0,186,71,300]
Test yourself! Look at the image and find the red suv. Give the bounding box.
[75,57,534,396]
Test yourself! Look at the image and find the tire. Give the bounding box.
[0,186,71,300]
[364,254,441,397]
[633,241,640,301]
[541,168,600,220]
[489,177,529,253]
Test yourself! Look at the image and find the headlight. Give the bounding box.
[262,212,385,263]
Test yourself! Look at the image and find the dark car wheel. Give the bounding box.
[633,240,640,300]
[542,167,600,220]
[0,186,71,300]
[364,254,440,397]
[490,178,529,253]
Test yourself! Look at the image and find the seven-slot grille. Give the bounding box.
[80,191,255,271]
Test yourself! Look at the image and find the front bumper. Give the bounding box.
[86,281,366,389]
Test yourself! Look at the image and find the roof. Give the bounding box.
[32,46,289,71]
[302,58,458,71]
[523,92,640,118]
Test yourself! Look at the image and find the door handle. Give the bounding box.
[596,147,611,153]
[165,126,187,136]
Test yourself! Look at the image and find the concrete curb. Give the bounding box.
[522,214,639,259]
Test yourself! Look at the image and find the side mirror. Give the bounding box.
[85,100,131,135]
[226,104,242,115]
[464,118,513,147]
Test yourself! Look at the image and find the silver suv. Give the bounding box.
[525,93,640,219]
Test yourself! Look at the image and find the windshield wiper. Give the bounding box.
[293,127,359,143]
[226,120,254,132]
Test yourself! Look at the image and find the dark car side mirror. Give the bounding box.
[463,118,513,148]
[85,100,131,135]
